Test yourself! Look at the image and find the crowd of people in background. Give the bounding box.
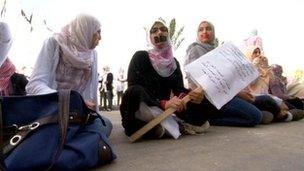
[98,66,127,111]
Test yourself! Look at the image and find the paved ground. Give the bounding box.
[94,110,304,171]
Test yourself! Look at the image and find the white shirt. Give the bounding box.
[26,37,99,110]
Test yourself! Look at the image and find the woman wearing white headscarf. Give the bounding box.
[120,21,216,139]
[0,22,28,96]
[26,14,112,136]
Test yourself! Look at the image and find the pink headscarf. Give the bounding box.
[0,59,16,96]
[147,21,177,77]
[54,14,101,69]
[53,14,101,92]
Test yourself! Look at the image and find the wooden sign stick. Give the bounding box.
[129,87,202,142]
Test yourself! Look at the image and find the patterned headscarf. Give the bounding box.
[271,64,283,77]
[0,59,16,96]
[271,64,287,85]
[54,14,101,69]
[54,14,101,92]
[147,21,177,77]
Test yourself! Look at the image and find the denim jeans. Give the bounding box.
[252,95,281,117]
[209,97,262,127]
[100,115,113,137]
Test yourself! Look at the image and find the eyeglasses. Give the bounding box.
[150,26,168,34]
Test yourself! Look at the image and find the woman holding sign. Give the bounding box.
[120,21,218,139]
[184,21,265,126]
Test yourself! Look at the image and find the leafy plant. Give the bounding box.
[159,17,185,50]
[21,9,33,32]
[293,69,304,83]
[144,17,185,51]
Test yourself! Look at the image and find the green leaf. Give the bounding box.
[174,38,185,50]
[169,18,176,39]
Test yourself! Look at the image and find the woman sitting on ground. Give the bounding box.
[245,46,304,121]
[184,20,265,126]
[270,64,304,110]
[120,21,216,139]
[25,14,112,136]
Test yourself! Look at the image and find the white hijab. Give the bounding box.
[53,14,101,92]
[54,14,101,69]
[0,22,13,67]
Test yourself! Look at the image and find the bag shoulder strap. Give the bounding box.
[47,89,70,170]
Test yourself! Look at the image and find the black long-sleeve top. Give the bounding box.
[127,51,188,102]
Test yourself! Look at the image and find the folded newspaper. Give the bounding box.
[184,42,259,109]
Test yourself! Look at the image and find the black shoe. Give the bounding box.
[289,109,304,121]
[261,111,274,124]
[153,124,165,138]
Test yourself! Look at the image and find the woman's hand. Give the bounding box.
[188,88,204,104]
[85,100,96,110]
[165,96,186,112]
[237,90,255,103]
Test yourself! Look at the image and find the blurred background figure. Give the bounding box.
[98,72,106,110]
[99,66,114,111]
[116,67,127,106]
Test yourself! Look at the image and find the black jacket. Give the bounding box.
[106,73,113,91]
[10,73,28,96]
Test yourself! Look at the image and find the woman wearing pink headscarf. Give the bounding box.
[26,14,112,136]
[120,21,215,139]
[0,22,28,96]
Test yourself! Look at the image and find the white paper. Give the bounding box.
[135,102,181,139]
[185,42,259,109]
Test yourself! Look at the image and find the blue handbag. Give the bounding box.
[0,90,116,171]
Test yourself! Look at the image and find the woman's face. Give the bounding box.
[252,48,261,59]
[273,65,283,75]
[149,22,169,48]
[197,22,214,43]
[91,29,101,49]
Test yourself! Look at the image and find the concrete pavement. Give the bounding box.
[94,110,304,171]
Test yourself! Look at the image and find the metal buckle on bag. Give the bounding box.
[30,122,40,130]
[10,135,22,146]
[17,122,40,131]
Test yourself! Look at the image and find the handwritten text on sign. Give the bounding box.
[185,42,258,109]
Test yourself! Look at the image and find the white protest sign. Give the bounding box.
[185,42,259,109]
